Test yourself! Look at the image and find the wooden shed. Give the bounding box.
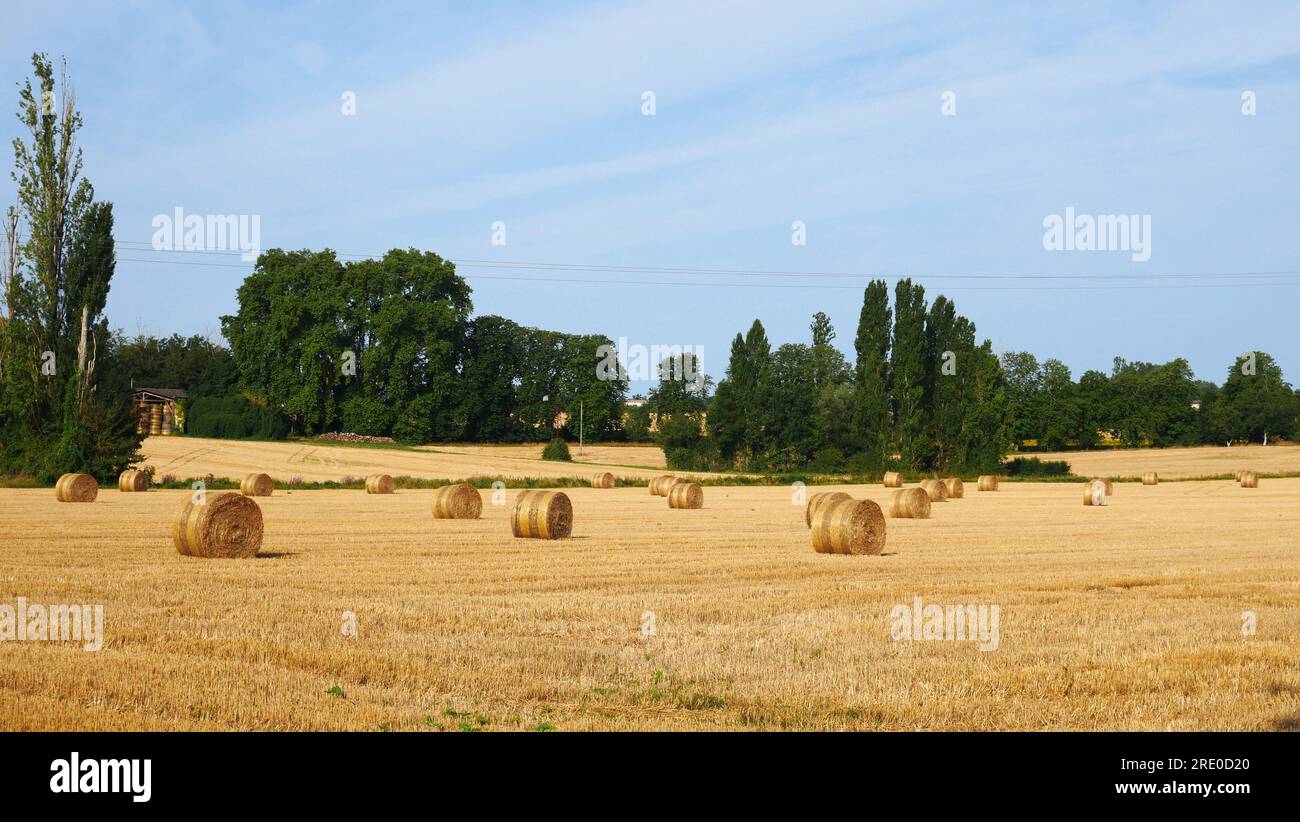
[132,388,187,436]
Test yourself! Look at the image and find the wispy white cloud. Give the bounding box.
[3,0,1298,381]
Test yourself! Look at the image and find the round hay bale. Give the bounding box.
[1088,477,1114,496]
[55,473,98,503]
[240,473,274,497]
[811,498,886,555]
[649,475,677,496]
[883,471,903,488]
[511,490,572,539]
[943,477,964,498]
[919,478,949,502]
[1234,469,1245,483]
[172,492,263,558]
[591,472,615,489]
[1083,480,1108,506]
[667,482,703,509]
[431,483,483,519]
[977,475,999,492]
[805,491,852,527]
[889,487,931,519]
[1240,471,1259,488]
[118,469,150,492]
[1141,471,1158,486]
[365,474,396,494]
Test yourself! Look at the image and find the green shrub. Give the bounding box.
[1003,456,1072,477]
[340,396,392,437]
[187,394,289,440]
[541,438,572,461]
[623,404,652,443]
[808,447,846,473]
[664,439,720,472]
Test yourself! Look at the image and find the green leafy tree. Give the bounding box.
[741,319,773,462]
[508,329,625,442]
[341,249,472,442]
[647,352,710,416]
[222,248,480,442]
[1194,381,1222,444]
[623,399,652,443]
[1074,369,1110,449]
[809,311,849,391]
[0,54,139,480]
[222,249,348,435]
[851,280,891,470]
[707,334,748,465]
[944,314,978,470]
[459,315,524,442]
[1000,351,1041,447]
[1037,359,1077,450]
[963,340,1009,471]
[1210,352,1298,443]
[767,343,815,469]
[51,201,138,476]
[812,381,856,469]
[890,279,928,470]
[116,333,238,398]
[924,295,962,470]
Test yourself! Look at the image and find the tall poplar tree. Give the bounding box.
[851,280,891,471]
[890,279,928,470]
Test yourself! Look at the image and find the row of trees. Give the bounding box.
[220,248,626,442]
[647,292,1298,473]
[654,279,1010,474]
[1003,351,1300,450]
[0,55,139,482]
[116,332,237,399]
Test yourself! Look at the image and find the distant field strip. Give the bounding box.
[1018,443,1300,480]
[139,437,679,483]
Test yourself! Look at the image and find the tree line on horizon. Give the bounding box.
[647,280,1009,474]
[218,247,626,443]
[111,275,1300,476]
[1001,350,1300,451]
[642,304,1300,473]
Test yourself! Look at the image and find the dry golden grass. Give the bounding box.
[434,442,668,469]
[140,436,674,483]
[1,476,1297,731]
[1025,443,1300,479]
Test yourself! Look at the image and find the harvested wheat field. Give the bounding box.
[1,477,1297,731]
[1024,443,1300,480]
[435,443,668,469]
[140,436,688,484]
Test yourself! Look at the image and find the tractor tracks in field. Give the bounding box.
[158,445,218,471]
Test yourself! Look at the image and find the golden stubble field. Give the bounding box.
[434,442,668,469]
[139,436,1299,485]
[1023,443,1300,480]
[139,436,676,483]
[1,475,1297,731]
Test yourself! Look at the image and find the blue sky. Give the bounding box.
[3,0,1299,392]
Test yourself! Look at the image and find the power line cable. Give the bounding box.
[105,239,1300,283]
[112,256,1300,291]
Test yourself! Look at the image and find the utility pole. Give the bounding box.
[579,401,584,456]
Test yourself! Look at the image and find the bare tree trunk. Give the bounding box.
[0,208,18,380]
[75,302,92,409]
[1,208,16,319]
